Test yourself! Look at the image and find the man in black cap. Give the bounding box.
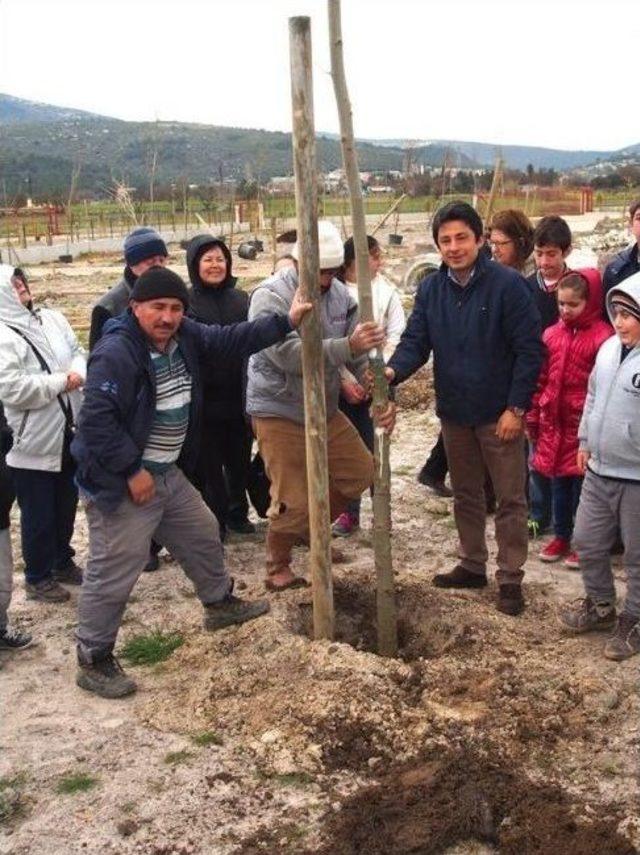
[89,226,169,570]
[89,226,168,351]
[72,267,311,698]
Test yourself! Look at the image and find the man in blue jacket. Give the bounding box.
[72,267,311,698]
[603,199,640,304]
[382,201,543,616]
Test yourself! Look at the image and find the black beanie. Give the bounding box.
[130,267,189,309]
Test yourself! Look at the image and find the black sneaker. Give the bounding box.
[76,652,137,698]
[433,564,488,589]
[142,552,160,572]
[417,469,453,498]
[53,561,83,586]
[204,594,270,632]
[0,626,34,650]
[25,578,71,602]
[226,518,257,535]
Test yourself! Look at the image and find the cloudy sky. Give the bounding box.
[0,0,637,152]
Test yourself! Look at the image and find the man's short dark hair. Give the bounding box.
[629,199,640,220]
[533,216,572,252]
[432,201,483,245]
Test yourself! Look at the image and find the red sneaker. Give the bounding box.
[539,537,571,563]
[564,551,580,570]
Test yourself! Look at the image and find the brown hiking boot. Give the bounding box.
[76,652,137,698]
[558,596,616,634]
[433,564,487,589]
[603,613,640,661]
[53,560,83,586]
[25,578,70,603]
[497,584,525,616]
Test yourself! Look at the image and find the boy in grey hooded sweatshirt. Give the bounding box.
[559,272,640,660]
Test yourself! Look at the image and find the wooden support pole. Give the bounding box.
[370,193,408,237]
[289,15,334,641]
[328,0,397,657]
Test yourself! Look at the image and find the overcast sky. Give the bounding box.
[0,0,637,152]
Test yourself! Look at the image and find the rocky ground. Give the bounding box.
[1,219,639,854]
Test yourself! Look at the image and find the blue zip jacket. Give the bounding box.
[388,254,543,426]
[71,309,292,511]
[603,244,639,301]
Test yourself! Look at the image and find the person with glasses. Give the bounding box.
[488,209,535,277]
[246,221,385,591]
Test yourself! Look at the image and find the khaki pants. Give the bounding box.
[442,420,528,584]
[253,411,374,542]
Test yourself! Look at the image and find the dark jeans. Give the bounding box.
[193,417,251,530]
[10,457,78,584]
[339,398,374,518]
[421,432,448,482]
[0,452,13,530]
[552,475,583,541]
[528,444,552,530]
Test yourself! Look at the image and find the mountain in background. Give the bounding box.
[1,93,638,199]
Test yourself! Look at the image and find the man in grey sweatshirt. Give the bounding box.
[560,273,640,660]
[246,221,384,590]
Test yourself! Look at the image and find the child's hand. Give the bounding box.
[288,288,314,328]
[577,450,590,474]
[340,378,368,405]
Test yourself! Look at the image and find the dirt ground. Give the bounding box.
[1,219,639,855]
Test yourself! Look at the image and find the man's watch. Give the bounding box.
[508,406,525,418]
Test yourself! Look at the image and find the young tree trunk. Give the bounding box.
[328,0,397,657]
[289,15,334,641]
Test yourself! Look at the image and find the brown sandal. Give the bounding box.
[265,573,310,592]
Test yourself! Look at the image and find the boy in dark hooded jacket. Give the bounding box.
[186,235,253,537]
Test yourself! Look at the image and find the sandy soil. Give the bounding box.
[1,224,639,855]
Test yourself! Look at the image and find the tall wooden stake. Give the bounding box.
[289,16,334,641]
[328,0,397,657]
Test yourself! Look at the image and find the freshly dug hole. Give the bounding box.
[317,747,637,855]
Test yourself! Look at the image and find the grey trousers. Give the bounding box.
[573,470,640,617]
[76,465,231,661]
[0,528,12,631]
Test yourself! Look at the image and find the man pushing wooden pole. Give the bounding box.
[328,0,398,656]
[288,15,334,640]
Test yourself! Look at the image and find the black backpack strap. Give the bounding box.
[6,325,74,428]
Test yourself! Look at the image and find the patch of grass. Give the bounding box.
[392,465,414,476]
[0,773,28,826]
[163,750,193,766]
[258,770,315,788]
[120,630,184,666]
[191,731,223,747]
[55,773,97,795]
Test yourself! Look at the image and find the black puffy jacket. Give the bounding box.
[186,235,249,421]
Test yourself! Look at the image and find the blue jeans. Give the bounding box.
[528,443,552,530]
[552,476,583,541]
[339,398,374,518]
[10,455,77,584]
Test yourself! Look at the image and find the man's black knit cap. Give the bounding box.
[130,267,189,309]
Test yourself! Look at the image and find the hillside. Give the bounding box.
[2,93,639,200]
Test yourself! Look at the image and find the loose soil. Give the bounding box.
[1,216,638,854]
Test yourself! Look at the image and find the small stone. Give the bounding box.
[61,647,70,655]
[260,729,281,745]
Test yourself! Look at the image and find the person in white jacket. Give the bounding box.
[0,266,86,603]
[332,235,406,536]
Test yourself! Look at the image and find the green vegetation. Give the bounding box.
[55,773,97,795]
[163,750,193,766]
[0,772,28,825]
[191,731,224,747]
[120,630,184,666]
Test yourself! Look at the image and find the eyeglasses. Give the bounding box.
[489,239,513,249]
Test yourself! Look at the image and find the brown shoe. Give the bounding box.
[433,564,487,589]
[497,584,525,616]
[603,613,640,661]
[25,578,71,603]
